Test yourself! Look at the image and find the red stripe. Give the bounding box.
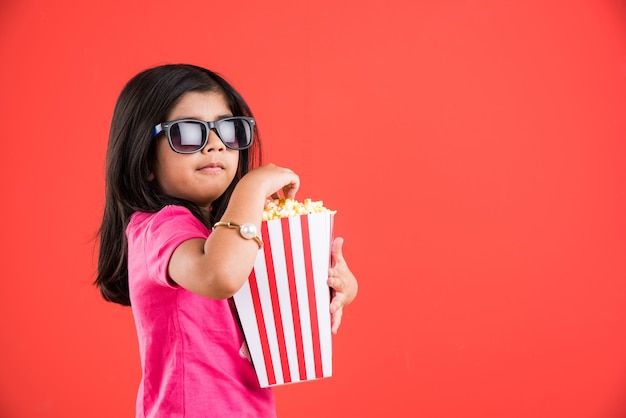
[263,223,291,384]
[248,269,275,385]
[301,215,323,378]
[281,217,307,381]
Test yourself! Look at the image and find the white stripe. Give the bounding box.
[308,212,333,377]
[288,215,316,380]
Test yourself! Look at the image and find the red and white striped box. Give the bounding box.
[233,212,334,387]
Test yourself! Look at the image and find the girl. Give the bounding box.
[95,64,358,417]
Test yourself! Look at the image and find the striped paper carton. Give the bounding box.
[233,212,334,387]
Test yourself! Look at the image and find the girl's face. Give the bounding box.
[151,90,240,211]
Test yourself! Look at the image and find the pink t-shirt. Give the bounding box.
[126,205,275,417]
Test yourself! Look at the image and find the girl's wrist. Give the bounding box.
[221,182,265,226]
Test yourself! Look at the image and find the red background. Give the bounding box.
[1,1,626,417]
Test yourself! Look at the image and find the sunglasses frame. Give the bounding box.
[153,116,255,153]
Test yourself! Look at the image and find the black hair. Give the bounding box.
[95,64,262,306]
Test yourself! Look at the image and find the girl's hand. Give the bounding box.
[244,163,300,200]
[327,237,358,334]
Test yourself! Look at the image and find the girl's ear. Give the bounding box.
[147,172,155,181]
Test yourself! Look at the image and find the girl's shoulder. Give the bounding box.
[130,205,194,223]
[128,205,207,236]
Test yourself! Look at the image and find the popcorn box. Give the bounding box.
[233,211,334,388]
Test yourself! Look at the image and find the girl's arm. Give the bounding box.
[168,164,300,299]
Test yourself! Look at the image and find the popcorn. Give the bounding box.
[262,198,336,221]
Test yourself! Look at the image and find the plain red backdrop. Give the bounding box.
[1,0,625,417]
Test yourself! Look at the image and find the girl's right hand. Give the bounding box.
[243,163,300,200]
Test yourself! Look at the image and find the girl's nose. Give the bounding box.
[202,129,225,152]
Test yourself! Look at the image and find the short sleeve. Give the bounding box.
[127,206,210,287]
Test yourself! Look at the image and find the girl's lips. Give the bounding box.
[198,162,224,172]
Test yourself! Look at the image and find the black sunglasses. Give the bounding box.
[153,117,255,153]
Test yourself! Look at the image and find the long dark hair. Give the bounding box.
[95,64,262,306]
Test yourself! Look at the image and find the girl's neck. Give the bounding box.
[200,206,211,220]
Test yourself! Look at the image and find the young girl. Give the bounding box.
[95,64,358,417]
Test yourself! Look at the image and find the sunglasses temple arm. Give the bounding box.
[153,124,164,137]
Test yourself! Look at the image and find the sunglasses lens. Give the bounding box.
[170,121,207,153]
[216,118,253,149]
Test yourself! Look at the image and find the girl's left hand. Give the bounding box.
[327,237,358,334]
